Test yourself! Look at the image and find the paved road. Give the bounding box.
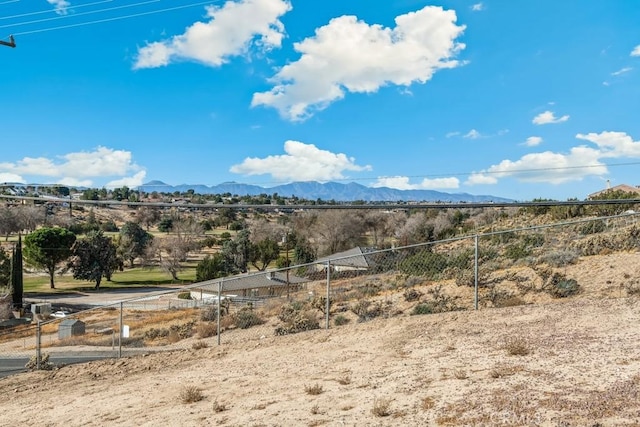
[26,286,183,310]
[0,353,112,379]
[0,350,152,379]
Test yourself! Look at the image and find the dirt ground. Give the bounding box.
[2,253,640,426]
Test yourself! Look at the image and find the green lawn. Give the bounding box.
[23,265,197,294]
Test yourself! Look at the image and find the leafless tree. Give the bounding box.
[298,210,367,256]
[0,206,20,240]
[135,207,161,230]
[157,216,204,280]
[16,205,46,233]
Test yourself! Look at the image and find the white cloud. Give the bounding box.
[0,173,25,183]
[106,171,148,189]
[631,45,640,57]
[576,131,640,158]
[524,136,543,147]
[464,129,482,139]
[466,173,498,185]
[611,67,632,76]
[466,131,640,186]
[0,146,144,187]
[471,3,484,11]
[47,0,70,15]
[372,176,459,190]
[134,0,292,69]
[230,140,371,181]
[446,131,461,138]
[532,110,570,125]
[252,6,466,121]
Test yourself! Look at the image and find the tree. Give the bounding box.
[68,230,120,290]
[249,237,280,271]
[135,207,160,230]
[0,206,20,241]
[157,217,203,280]
[221,229,251,273]
[118,221,153,267]
[195,253,231,281]
[10,235,23,309]
[0,247,10,288]
[24,227,76,289]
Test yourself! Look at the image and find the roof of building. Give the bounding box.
[196,271,309,293]
[316,246,378,269]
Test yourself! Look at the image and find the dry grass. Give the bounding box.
[192,340,208,350]
[197,322,217,338]
[180,386,204,404]
[503,336,531,356]
[371,397,392,417]
[453,369,468,380]
[304,384,324,395]
[211,399,227,413]
[421,396,436,410]
[489,364,523,379]
[336,374,351,385]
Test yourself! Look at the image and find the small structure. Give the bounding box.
[58,319,85,339]
[315,247,378,272]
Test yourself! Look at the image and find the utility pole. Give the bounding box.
[0,35,16,48]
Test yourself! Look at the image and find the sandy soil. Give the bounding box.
[2,253,640,426]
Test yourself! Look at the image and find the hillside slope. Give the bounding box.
[2,283,640,426]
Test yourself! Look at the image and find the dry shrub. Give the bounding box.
[192,340,208,350]
[489,364,523,379]
[421,396,435,411]
[212,399,227,412]
[503,336,531,356]
[336,374,351,385]
[371,398,392,417]
[305,384,324,395]
[453,369,468,380]
[180,386,204,404]
[197,322,217,338]
[275,304,320,335]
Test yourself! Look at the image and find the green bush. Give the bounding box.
[234,309,264,329]
[334,314,350,326]
[177,291,192,300]
[546,273,580,298]
[411,303,434,315]
[399,250,448,279]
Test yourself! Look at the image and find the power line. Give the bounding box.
[0,0,20,5]
[0,0,161,30]
[0,0,113,21]
[12,0,217,36]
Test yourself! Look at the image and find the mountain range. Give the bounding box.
[137,181,513,203]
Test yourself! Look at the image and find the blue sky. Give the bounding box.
[1,0,639,201]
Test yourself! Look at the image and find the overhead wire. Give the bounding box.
[0,0,20,6]
[11,0,216,36]
[0,0,113,21]
[0,0,161,29]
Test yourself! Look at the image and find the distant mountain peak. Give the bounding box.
[136,180,512,203]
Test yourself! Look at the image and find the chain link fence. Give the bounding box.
[2,211,639,374]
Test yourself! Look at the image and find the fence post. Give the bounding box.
[118,302,123,358]
[474,234,479,310]
[36,320,41,370]
[325,261,331,329]
[217,279,222,346]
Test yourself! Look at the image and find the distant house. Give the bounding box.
[194,271,309,299]
[315,247,379,272]
[588,184,640,199]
